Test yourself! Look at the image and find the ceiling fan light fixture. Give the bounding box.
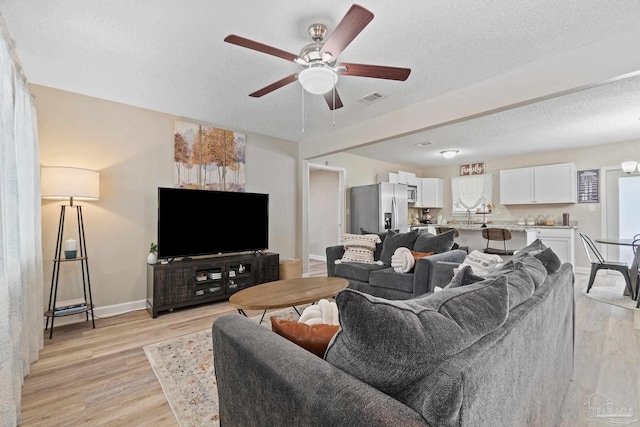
[298,66,338,95]
[440,150,459,159]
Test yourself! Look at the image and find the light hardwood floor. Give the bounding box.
[20,261,639,426]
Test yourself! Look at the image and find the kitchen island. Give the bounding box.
[410,223,577,266]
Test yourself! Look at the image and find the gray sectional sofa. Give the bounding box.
[212,240,575,427]
[326,229,467,299]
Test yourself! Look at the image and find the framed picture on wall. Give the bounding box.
[174,120,246,192]
[577,169,599,203]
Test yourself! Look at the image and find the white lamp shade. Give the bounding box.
[440,150,459,159]
[41,166,100,200]
[298,67,338,94]
[621,161,638,174]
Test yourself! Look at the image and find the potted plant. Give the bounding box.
[147,243,158,264]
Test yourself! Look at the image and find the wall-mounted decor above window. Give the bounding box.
[174,120,246,192]
[459,162,485,176]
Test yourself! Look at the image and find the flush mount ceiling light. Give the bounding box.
[440,150,459,159]
[298,66,338,95]
[621,161,639,175]
[415,141,433,147]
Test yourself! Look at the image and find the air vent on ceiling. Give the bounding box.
[357,92,385,105]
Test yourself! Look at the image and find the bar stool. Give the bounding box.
[437,227,469,253]
[481,228,515,256]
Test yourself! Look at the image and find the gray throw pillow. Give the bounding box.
[445,265,484,289]
[516,239,561,273]
[497,252,548,289]
[486,261,535,309]
[413,229,456,254]
[324,281,509,420]
[379,229,419,266]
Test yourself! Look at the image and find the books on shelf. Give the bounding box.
[54,298,86,310]
[53,298,88,315]
[54,305,88,315]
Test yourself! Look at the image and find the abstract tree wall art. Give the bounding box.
[174,120,246,192]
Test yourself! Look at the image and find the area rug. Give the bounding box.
[143,307,304,427]
[581,276,638,310]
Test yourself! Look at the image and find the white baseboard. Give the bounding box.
[309,254,326,261]
[43,299,147,328]
[574,267,590,275]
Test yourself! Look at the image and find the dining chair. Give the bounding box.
[579,233,634,297]
[481,227,515,256]
[436,227,469,253]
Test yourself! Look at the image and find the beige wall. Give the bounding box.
[33,84,298,309]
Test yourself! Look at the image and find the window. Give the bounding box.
[451,174,493,214]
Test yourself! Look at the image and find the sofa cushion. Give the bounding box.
[486,261,535,309]
[379,229,420,266]
[335,233,382,265]
[515,239,562,274]
[270,317,339,358]
[413,229,456,254]
[444,265,484,289]
[325,281,509,420]
[368,268,416,293]
[497,252,548,289]
[334,262,387,283]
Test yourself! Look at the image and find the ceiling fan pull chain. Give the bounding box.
[301,86,305,134]
[332,87,336,126]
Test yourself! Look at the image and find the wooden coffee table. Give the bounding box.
[229,276,348,323]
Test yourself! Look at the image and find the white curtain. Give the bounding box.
[452,174,493,212]
[0,27,44,427]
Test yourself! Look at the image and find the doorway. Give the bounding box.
[307,164,345,264]
[602,167,640,264]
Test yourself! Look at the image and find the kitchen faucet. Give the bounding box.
[466,209,472,225]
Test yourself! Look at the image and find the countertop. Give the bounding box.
[410,223,578,231]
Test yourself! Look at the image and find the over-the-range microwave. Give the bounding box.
[407,185,417,203]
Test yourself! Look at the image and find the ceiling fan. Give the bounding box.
[224,4,411,110]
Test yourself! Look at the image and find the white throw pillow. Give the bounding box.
[454,250,503,276]
[390,247,415,273]
[298,299,339,325]
[335,233,383,265]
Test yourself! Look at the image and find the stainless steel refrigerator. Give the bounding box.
[350,182,409,234]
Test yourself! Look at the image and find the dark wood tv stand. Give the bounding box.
[146,252,279,318]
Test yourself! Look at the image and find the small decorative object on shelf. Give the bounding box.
[147,242,158,265]
[64,238,77,259]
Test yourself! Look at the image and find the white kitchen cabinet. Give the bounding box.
[376,172,399,184]
[500,163,576,204]
[419,178,443,208]
[398,171,416,184]
[527,227,576,267]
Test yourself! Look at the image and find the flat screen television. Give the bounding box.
[157,187,269,259]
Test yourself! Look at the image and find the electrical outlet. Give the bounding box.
[588,205,596,212]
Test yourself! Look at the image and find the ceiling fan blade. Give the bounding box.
[319,4,374,60]
[224,34,299,62]
[249,74,298,98]
[323,89,344,110]
[337,63,411,81]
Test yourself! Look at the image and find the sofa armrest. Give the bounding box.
[413,249,467,294]
[326,245,345,277]
[212,314,429,427]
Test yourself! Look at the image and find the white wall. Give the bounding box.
[33,84,298,310]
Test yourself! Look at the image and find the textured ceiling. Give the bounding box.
[1,1,640,166]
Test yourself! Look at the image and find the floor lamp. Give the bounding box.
[41,166,99,339]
